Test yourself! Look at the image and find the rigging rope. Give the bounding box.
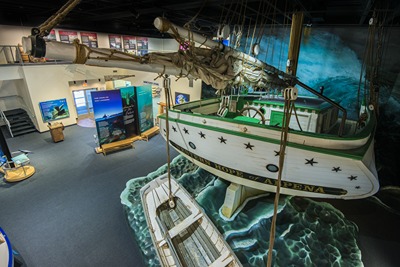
[266,87,296,267]
[163,75,175,208]
[37,0,81,37]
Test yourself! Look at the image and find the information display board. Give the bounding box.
[39,98,70,122]
[91,90,126,145]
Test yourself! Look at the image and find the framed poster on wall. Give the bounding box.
[136,37,148,55]
[123,36,137,54]
[58,30,78,44]
[109,35,122,50]
[44,29,57,41]
[91,90,126,145]
[80,32,98,48]
[39,98,70,122]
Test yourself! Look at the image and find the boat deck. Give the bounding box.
[158,198,221,267]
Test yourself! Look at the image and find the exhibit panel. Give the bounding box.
[120,86,138,137]
[91,89,126,145]
[135,85,154,134]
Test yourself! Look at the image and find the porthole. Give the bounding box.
[266,164,279,173]
[259,107,266,115]
[189,142,196,149]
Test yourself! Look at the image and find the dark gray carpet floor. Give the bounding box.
[0,125,178,267]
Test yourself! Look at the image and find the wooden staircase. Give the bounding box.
[3,109,37,137]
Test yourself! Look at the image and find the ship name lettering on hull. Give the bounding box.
[170,141,346,196]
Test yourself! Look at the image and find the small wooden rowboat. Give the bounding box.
[140,174,242,267]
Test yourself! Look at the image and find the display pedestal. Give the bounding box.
[48,122,64,142]
[221,183,265,218]
[1,154,35,182]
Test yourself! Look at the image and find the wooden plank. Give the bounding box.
[101,139,134,155]
[141,126,160,141]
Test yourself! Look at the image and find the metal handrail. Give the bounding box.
[0,45,22,65]
[0,45,73,65]
[0,95,35,121]
[0,109,13,138]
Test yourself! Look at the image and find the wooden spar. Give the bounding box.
[153,17,292,79]
[21,37,189,77]
[286,12,304,76]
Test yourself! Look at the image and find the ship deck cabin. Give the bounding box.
[173,94,364,137]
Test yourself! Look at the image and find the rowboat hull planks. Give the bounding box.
[140,174,242,267]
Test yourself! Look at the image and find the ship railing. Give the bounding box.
[296,80,347,137]
[0,44,73,66]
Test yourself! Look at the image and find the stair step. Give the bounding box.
[3,109,37,137]
[4,109,27,116]
[11,124,35,132]
[13,128,37,136]
[9,116,31,123]
[10,121,32,128]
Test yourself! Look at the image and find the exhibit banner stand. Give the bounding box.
[91,85,159,155]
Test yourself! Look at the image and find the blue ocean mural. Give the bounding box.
[91,90,126,145]
[121,155,363,267]
[123,26,400,266]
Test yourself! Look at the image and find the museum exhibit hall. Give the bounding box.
[0,0,400,266]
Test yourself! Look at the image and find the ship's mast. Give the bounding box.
[286,12,304,77]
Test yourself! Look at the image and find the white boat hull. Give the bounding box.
[159,109,379,199]
[140,174,242,267]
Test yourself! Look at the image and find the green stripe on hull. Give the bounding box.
[170,141,348,196]
[160,115,374,160]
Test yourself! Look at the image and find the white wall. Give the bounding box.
[0,25,31,45]
[15,64,201,132]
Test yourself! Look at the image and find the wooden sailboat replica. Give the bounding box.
[140,173,242,267]
[22,1,379,201]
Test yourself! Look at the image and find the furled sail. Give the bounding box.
[23,17,293,90]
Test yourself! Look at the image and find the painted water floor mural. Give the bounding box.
[121,155,363,267]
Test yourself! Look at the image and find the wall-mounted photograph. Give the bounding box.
[175,92,190,104]
[39,98,70,122]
